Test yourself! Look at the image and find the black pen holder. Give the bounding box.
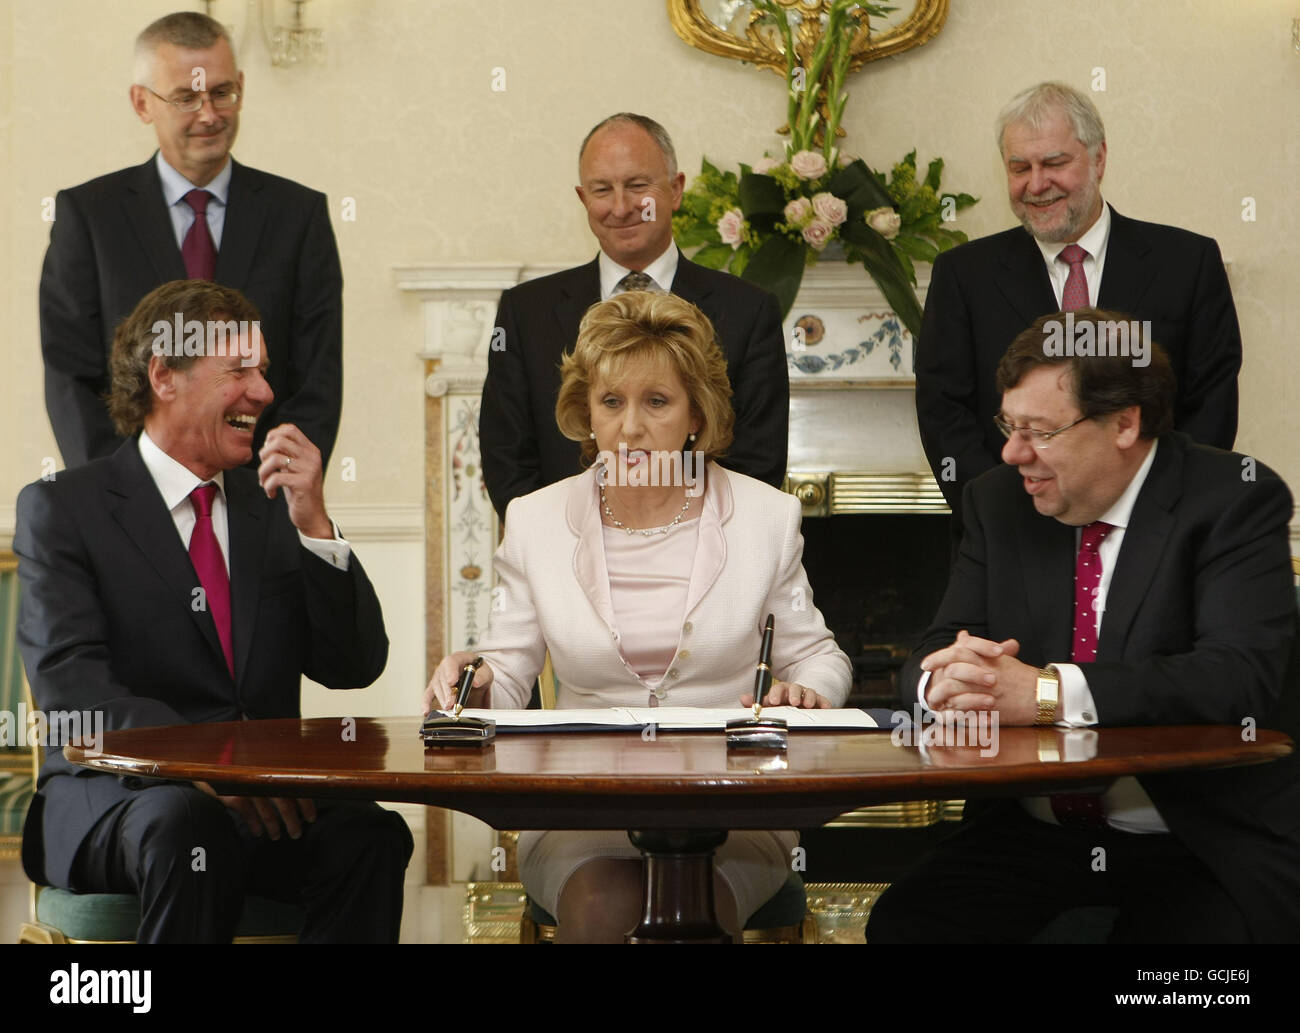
[421,714,496,747]
[725,717,789,751]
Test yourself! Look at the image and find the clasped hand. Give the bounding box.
[194,780,316,841]
[920,629,1040,726]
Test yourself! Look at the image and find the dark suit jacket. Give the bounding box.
[14,439,387,888]
[479,254,790,520]
[901,433,1300,942]
[916,207,1241,514]
[40,156,344,468]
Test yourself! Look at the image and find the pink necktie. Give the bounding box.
[1051,520,1113,829]
[189,483,234,678]
[181,189,217,280]
[1058,243,1089,311]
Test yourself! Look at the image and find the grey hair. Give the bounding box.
[133,12,236,87]
[578,113,678,178]
[996,82,1106,157]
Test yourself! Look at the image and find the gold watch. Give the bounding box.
[1034,665,1060,726]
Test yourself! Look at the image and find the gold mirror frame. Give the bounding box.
[667,0,948,75]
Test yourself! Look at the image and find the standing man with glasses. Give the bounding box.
[914,82,1241,539]
[868,309,1299,943]
[41,10,344,469]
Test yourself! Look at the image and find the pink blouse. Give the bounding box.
[602,513,701,685]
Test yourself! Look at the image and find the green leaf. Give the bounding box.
[740,234,807,319]
[691,243,736,271]
[944,192,979,209]
[731,245,752,279]
[827,159,894,213]
[893,234,939,264]
[738,172,787,216]
[924,157,944,193]
[840,218,923,337]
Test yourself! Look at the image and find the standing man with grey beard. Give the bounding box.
[40,10,343,469]
[915,81,1240,535]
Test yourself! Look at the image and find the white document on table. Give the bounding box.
[440,707,878,732]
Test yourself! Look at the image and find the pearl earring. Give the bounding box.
[589,431,596,439]
[688,432,697,443]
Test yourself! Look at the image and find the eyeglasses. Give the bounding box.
[994,412,1091,449]
[143,85,240,113]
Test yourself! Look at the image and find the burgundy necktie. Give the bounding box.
[181,189,217,280]
[189,483,234,678]
[1058,243,1089,311]
[1051,520,1113,829]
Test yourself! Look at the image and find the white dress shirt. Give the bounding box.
[598,242,679,301]
[138,430,350,571]
[1033,201,1111,308]
[155,151,232,251]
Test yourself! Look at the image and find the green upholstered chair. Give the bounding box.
[1,551,34,865]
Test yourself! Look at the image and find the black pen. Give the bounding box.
[753,614,774,718]
[452,656,484,719]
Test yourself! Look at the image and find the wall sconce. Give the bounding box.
[204,0,325,68]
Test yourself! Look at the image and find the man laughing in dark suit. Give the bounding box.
[41,11,343,469]
[479,112,789,520]
[869,312,1298,943]
[915,82,1241,534]
[16,280,411,943]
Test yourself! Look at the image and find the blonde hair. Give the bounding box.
[555,291,734,466]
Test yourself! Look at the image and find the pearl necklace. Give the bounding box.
[600,483,693,536]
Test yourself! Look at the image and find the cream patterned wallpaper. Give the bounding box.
[2,0,1297,510]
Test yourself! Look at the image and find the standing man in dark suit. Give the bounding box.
[16,280,411,943]
[868,312,1298,943]
[41,11,343,469]
[916,82,1240,529]
[480,112,789,520]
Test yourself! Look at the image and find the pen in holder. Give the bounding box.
[421,656,496,747]
[726,614,788,751]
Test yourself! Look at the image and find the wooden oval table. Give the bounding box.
[67,718,1291,943]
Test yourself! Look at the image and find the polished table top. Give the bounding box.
[66,718,1292,830]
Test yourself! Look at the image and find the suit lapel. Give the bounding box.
[994,231,1058,331]
[667,254,715,308]
[553,259,600,349]
[1097,439,1180,659]
[566,468,617,630]
[682,463,728,619]
[1015,499,1075,662]
[224,470,270,687]
[122,158,186,282]
[1096,207,1157,314]
[214,160,269,290]
[106,441,226,667]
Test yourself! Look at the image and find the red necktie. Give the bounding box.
[1058,243,1089,311]
[189,483,234,678]
[181,189,217,280]
[1051,520,1113,829]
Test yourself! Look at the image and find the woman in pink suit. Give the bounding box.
[426,290,850,942]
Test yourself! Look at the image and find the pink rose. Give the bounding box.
[789,150,828,180]
[801,218,834,250]
[783,197,813,227]
[811,192,847,227]
[752,156,782,175]
[716,207,745,249]
[866,206,902,240]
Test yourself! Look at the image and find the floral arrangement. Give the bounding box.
[670,0,976,337]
